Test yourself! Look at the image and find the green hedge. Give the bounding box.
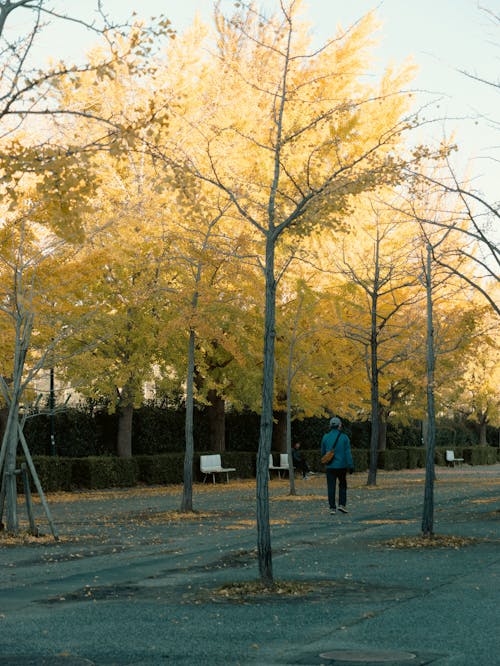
[463,446,498,466]
[12,446,499,492]
[351,449,369,472]
[16,456,74,493]
[406,447,427,468]
[377,449,409,470]
[71,457,139,489]
[134,454,184,484]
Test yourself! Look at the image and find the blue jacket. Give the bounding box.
[321,428,354,470]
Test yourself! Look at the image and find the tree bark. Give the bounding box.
[3,402,20,533]
[256,234,276,587]
[422,245,436,537]
[181,327,196,512]
[116,379,135,458]
[367,244,380,486]
[478,415,488,446]
[117,403,133,458]
[2,311,33,534]
[286,348,297,496]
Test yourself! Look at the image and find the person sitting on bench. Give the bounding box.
[292,442,310,479]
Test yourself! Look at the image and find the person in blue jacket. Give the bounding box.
[321,416,354,514]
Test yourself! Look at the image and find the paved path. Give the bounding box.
[0,465,499,665]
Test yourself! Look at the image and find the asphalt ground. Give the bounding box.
[0,465,499,666]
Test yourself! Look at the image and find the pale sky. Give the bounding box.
[28,1,500,202]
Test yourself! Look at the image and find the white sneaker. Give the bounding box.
[338,506,348,513]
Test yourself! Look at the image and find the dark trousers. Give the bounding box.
[293,457,310,478]
[326,468,347,508]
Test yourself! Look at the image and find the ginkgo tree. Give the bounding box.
[155,171,266,512]
[322,196,425,485]
[0,188,104,534]
[142,0,434,585]
[273,267,360,495]
[58,143,175,458]
[404,162,499,317]
[403,183,487,536]
[0,1,174,533]
[449,327,500,446]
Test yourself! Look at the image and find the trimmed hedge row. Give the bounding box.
[16,445,500,492]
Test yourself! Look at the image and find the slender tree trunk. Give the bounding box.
[116,380,135,458]
[256,235,276,587]
[207,389,225,452]
[367,375,380,485]
[367,253,380,486]
[180,220,220,512]
[286,369,296,496]
[3,401,20,533]
[421,418,428,447]
[181,327,196,512]
[422,245,436,537]
[3,310,33,533]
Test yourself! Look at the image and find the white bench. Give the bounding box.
[445,450,464,467]
[269,453,289,478]
[200,454,236,484]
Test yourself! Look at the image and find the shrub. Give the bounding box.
[71,457,138,489]
[18,456,74,493]
[135,454,184,484]
[377,449,408,470]
[406,447,427,468]
[351,449,369,472]
[463,446,498,466]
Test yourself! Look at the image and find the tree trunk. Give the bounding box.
[117,403,133,458]
[422,245,436,537]
[181,327,196,512]
[207,389,225,452]
[3,312,32,534]
[180,223,218,512]
[256,234,276,587]
[286,353,296,496]
[3,402,20,533]
[367,256,380,486]
[478,415,488,446]
[116,380,135,458]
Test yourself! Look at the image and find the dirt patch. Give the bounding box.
[200,578,415,604]
[376,534,489,549]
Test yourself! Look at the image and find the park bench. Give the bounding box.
[268,453,289,478]
[200,454,236,484]
[445,449,464,467]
